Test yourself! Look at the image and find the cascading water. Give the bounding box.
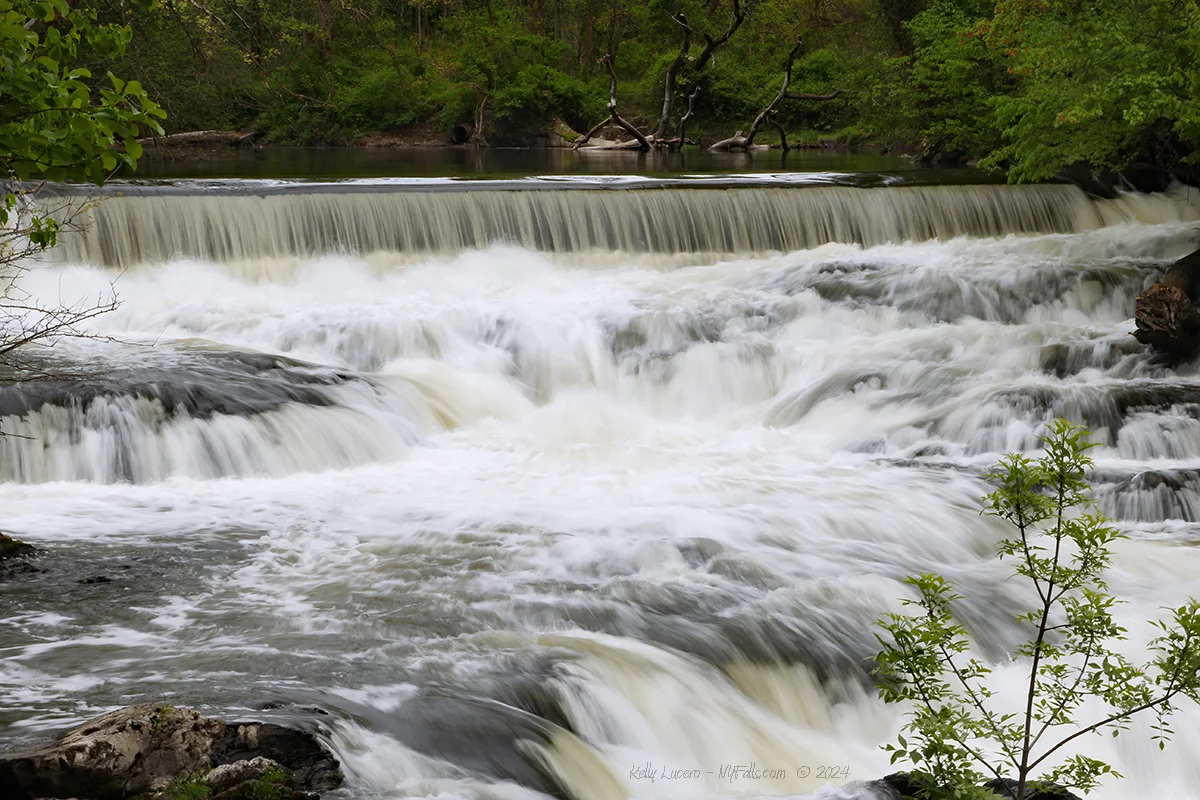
[3,176,1200,800]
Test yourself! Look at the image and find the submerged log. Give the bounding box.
[1134,249,1200,356]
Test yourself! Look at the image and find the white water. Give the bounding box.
[3,182,1200,799]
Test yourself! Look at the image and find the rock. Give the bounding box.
[0,532,34,560]
[874,772,1082,800]
[1133,249,1200,356]
[203,756,315,800]
[204,757,285,794]
[1159,249,1200,300]
[211,721,341,793]
[1133,283,1200,355]
[984,777,1082,799]
[0,703,342,800]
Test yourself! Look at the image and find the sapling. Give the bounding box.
[875,419,1200,800]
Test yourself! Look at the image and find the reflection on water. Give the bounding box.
[125,145,968,181]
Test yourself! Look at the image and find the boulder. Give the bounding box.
[0,704,342,800]
[1134,284,1200,354]
[1134,249,1200,355]
[0,532,34,560]
[203,756,314,800]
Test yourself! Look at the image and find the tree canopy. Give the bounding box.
[8,0,1200,182]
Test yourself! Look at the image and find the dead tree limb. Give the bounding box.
[578,56,652,151]
[653,13,693,141]
[470,91,490,147]
[677,86,700,147]
[710,36,842,152]
[768,115,789,151]
[574,118,612,150]
[652,0,746,147]
[693,0,745,72]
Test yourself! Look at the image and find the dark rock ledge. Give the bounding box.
[0,704,343,800]
[871,771,1082,800]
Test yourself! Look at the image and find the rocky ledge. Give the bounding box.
[1135,248,1200,356]
[0,704,343,800]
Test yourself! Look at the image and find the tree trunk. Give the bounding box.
[316,0,333,58]
[710,36,843,152]
[654,16,692,140]
[574,54,650,151]
[652,0,745,145]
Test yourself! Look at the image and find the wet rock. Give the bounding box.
[1134,284,1200,355]
[0,532,34,560]
[204,756,314,800]
[984,777,1083,799]
[0,703,342,800]
[0,533,38,578]
[1134,250,1200,356]
[874,772,1082,800]
[211,720,341,793]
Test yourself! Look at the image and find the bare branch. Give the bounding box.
[599,54,649,151]
[710,36,844,152]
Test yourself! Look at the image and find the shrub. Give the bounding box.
[876,420,1200,800]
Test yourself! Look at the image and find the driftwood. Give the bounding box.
[137,130,264,147]
[709,36,843,152]
[577,0,744,152]
[575,55,650,151]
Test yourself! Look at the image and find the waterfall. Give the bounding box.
[5,178,1200,800]
[53,182,1200,268]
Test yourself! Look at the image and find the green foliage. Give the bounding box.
[1,0,163,265]
[0,0,165,185]
[244,763,291,800]
[891,0,1006,158]
[876,420,1200,800]
[979,0,1200,181]
[156,774,210,800]
[493,65,602,140]
[51,0,1200,177]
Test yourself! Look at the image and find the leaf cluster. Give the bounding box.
[876,420,1200,800]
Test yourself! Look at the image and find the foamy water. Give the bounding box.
[2,181,1200,799]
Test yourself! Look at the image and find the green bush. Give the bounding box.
[876,420,1200,800]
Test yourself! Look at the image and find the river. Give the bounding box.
[2,160,1200,799]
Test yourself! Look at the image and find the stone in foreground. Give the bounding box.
[0,703,342,799]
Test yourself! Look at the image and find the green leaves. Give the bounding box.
[876,419,1200,800]
[1,0,165,189]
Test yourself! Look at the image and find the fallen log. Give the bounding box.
[137,130,265,147]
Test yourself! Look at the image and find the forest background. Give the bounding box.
[54,0,1200,182]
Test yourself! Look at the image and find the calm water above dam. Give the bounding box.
[3,169,1200,799]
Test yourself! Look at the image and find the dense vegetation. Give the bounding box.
[20,0,1200,181]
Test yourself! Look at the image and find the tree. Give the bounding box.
[876,420,1200,800]
[979,0,1200,182]
[1,0,165,373]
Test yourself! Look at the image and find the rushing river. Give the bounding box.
[3,173,1200,800]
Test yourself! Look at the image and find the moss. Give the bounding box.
[155,774,211,800]
[0,533,33,560]
[151,704,176,734]
[242,763,292,800]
